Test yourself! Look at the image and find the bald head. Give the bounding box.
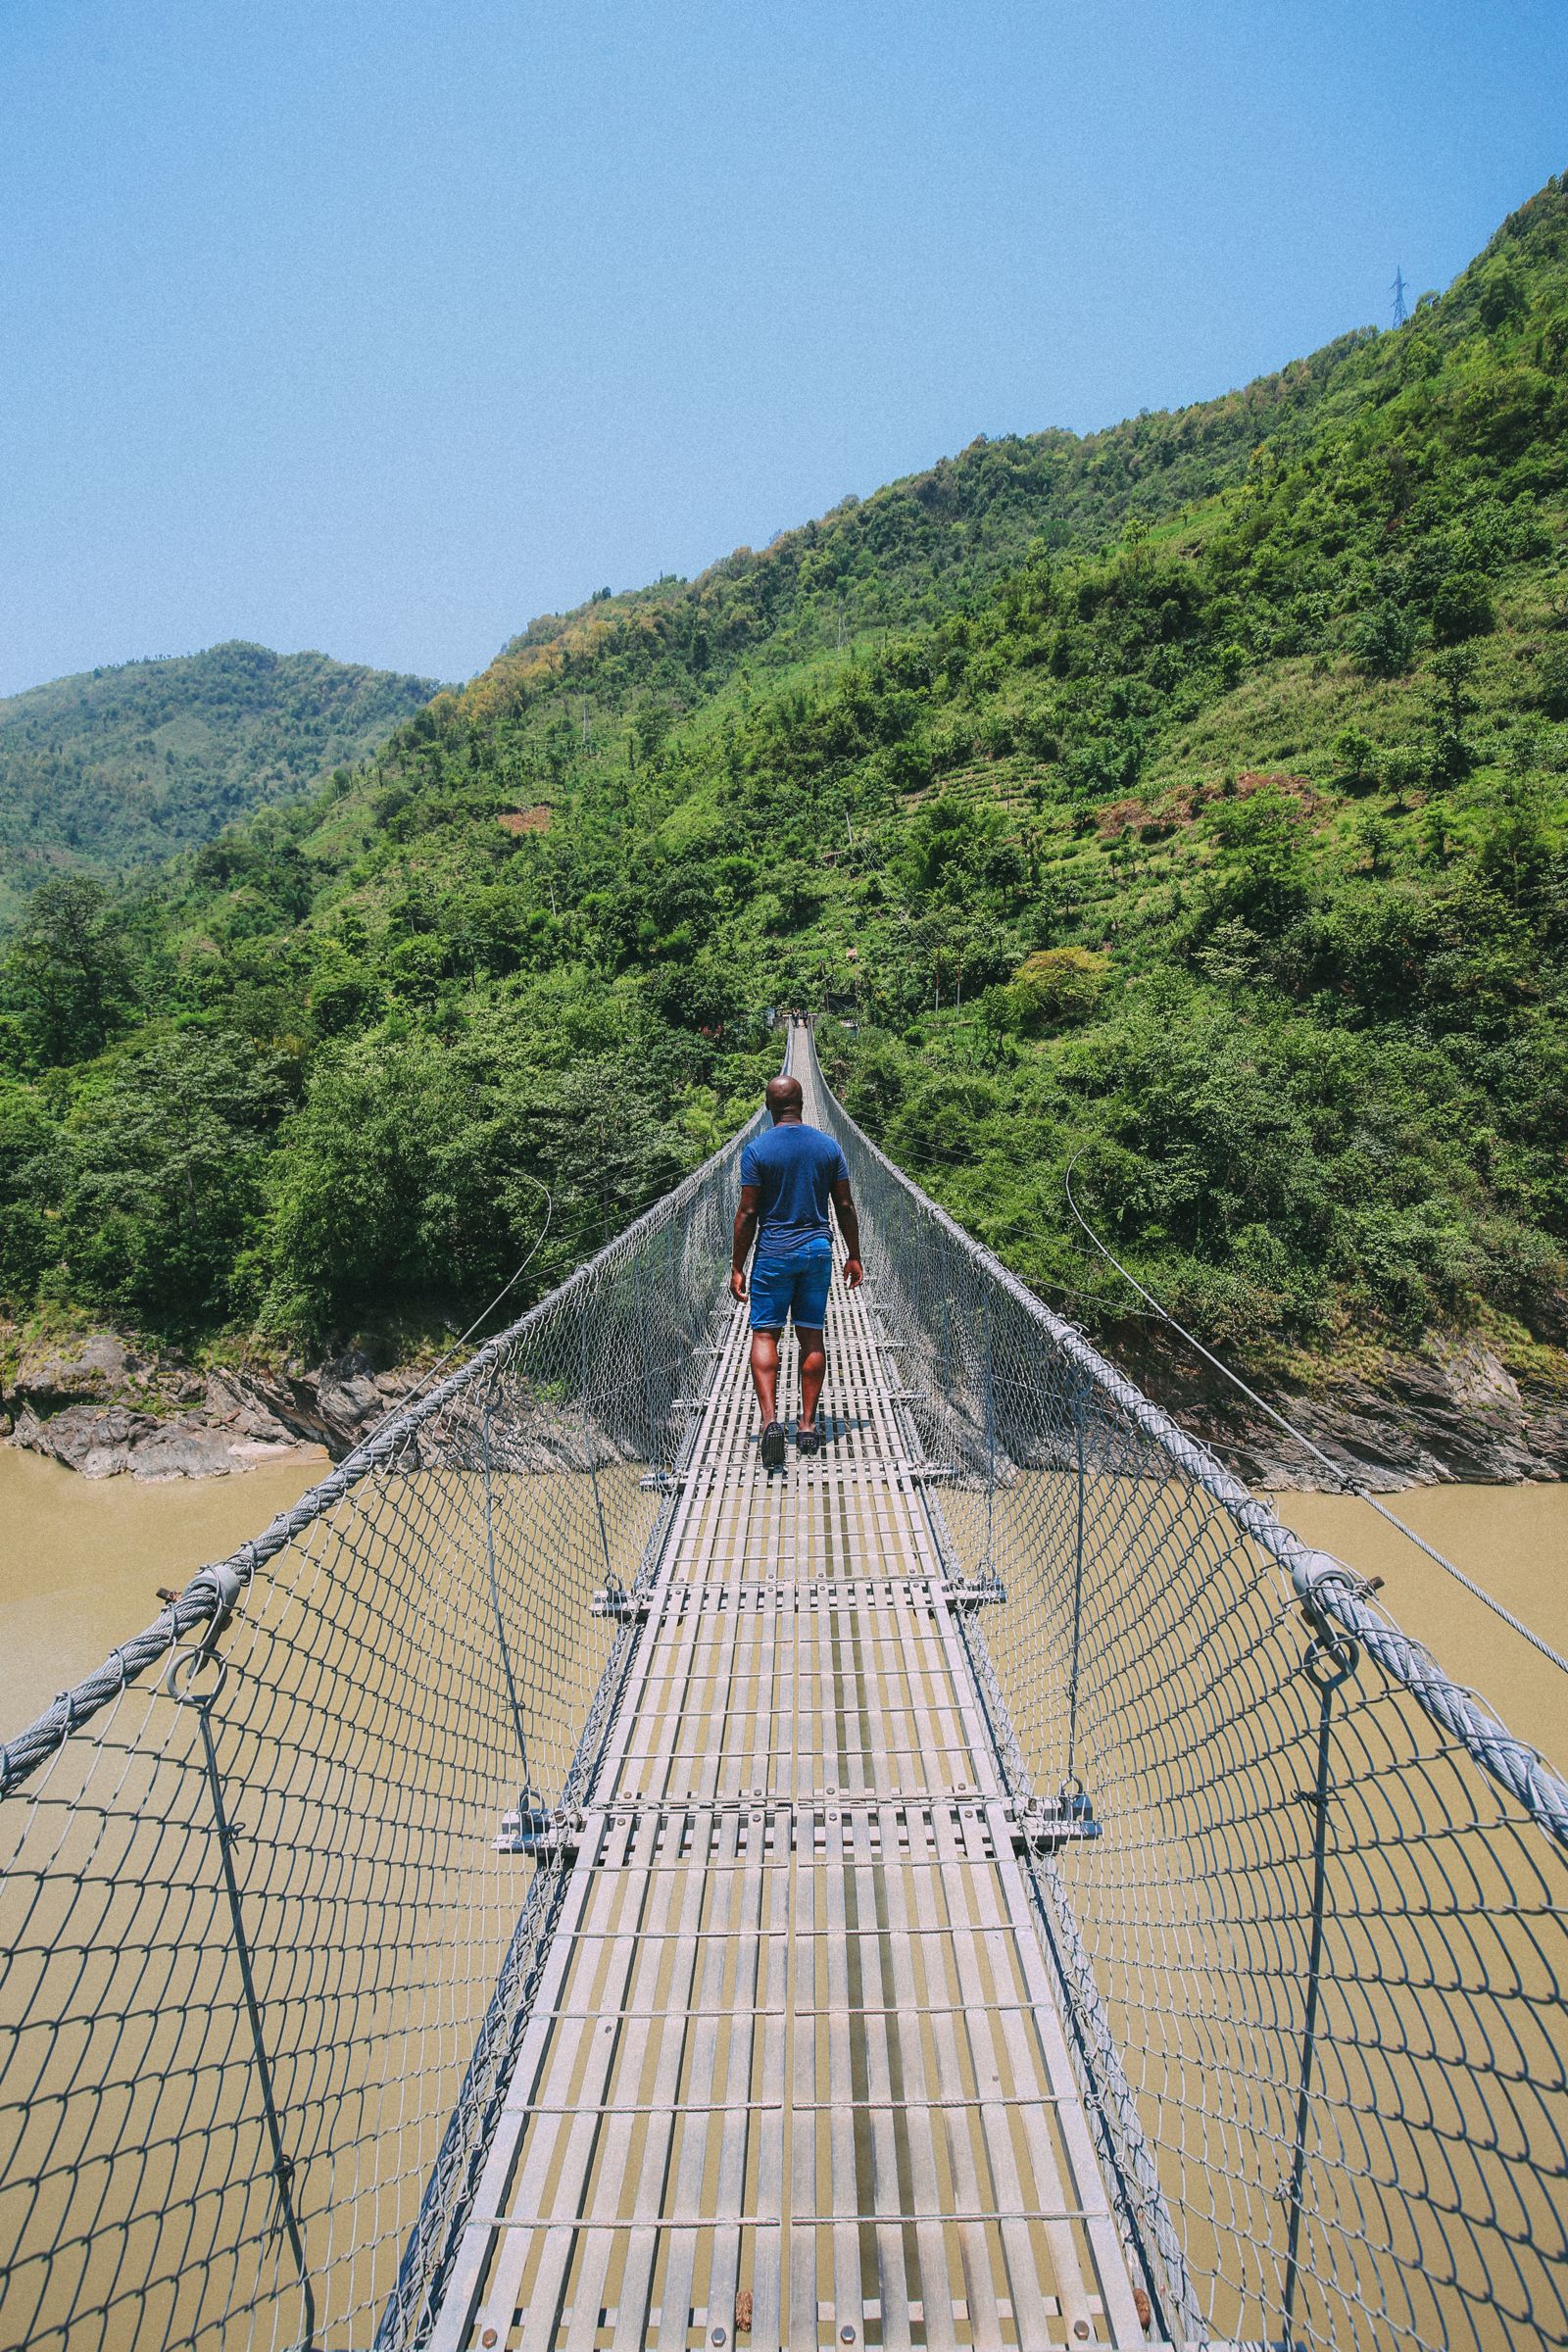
[765,1076,805,1123]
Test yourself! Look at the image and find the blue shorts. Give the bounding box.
[749,1243,832,1333]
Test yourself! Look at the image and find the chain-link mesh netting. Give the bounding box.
[5,1026,1566,2352]
[808,1030,1568,2352]
[0,1104,761,2352]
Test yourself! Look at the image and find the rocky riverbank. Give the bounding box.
[4,1320,1567,1490]
[1127,1330,1568,1492]
[0,1330,420,1481]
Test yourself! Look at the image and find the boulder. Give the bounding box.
[1178,1350,1568,1492]
[9,1396,310,1481]
[10,1333,143,1408]
[127,1419,243,1483]
[202,1369,299,1445]
[13,1401,158,1478]
[235,1348,417,1455]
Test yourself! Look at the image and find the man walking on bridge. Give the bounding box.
[732,1074,863,1469]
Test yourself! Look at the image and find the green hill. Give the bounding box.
[475,328,1363,702]
[0,641,441,919]
[2,176,1566,1433]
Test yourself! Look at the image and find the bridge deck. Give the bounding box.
[431,1246,1144,2350]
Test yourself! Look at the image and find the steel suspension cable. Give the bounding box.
[1063,1148,1568,1684]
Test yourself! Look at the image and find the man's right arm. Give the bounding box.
[731,1183,760,1302]
[830,1177,864,1290]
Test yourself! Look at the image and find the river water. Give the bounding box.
[0,1444,330,1748]
[0,1446,1564,2352]
[1271,1479,1568,1770]
[3,1445,1562,1768]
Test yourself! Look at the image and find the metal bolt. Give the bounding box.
[481,2333,498,2349]
[842,2331,856,2345]
[711,2331,727,2346]
[1073,2327,1091,2342]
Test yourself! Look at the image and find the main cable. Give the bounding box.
[1063,1149,1568,1683]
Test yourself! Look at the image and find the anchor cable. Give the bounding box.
[1063,1150,1568,1682]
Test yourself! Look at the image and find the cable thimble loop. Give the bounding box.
[1302,1629,1359,1694]
[165,1562,246,1709]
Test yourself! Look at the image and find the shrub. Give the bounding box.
[1001,948,1109,1033]
[1534,638,1568,720]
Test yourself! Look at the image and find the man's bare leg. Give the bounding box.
[750,1329,781,1426]
[797,1328,826,1432]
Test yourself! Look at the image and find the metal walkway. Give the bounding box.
[8,1028,1565,2352]
[431,1219,1146,2348]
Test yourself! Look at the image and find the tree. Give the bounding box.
[1535,637,1568,721]
[994,948,1109,1033]
[1429,570,1494,645]
[1332,728,1379,792]
[1207,788,1310,932]
[1356,811,1396,875]
[60,1031,283,1326]
[894,795,1011,901]
[6,876,135,1063]
[264,1032,514,1331]
[1477,263,1528,333]
[1352,600,1420,678]
[0,1081,57,1302]
[1428,647,1479,788]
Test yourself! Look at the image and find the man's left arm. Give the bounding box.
[731,1184,760,1301]
[831,1177,864,1290]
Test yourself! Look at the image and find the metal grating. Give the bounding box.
[429,1225,1147,2352]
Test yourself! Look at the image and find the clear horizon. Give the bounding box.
[2,0,1564,699]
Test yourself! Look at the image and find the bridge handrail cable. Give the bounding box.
[0,1021,1561,2352]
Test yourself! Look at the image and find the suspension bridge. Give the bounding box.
[0,1025,1564,2352]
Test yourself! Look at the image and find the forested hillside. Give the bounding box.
[0,641,440,919]
[2,178,1566,1453]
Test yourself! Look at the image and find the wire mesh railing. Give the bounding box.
[806,1026,1568,2352]
[4,1019,1566,2352]
[0,1101,761,2352]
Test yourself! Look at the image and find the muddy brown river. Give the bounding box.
[0,1444,331,1746]
[1272,1479,1568,1769]
[0,1447,1564,2351]
[4,1447,1562,1769]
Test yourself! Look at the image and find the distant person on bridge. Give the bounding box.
[731,1073,863,1469]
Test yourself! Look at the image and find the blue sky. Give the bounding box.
[1,0,1563,696]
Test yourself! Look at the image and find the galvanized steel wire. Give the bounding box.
[0,1105,760,2352]
[808,1027,1568,2352]
[0,1024,1564,2352]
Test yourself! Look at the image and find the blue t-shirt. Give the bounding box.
[741,1121,850,1262]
